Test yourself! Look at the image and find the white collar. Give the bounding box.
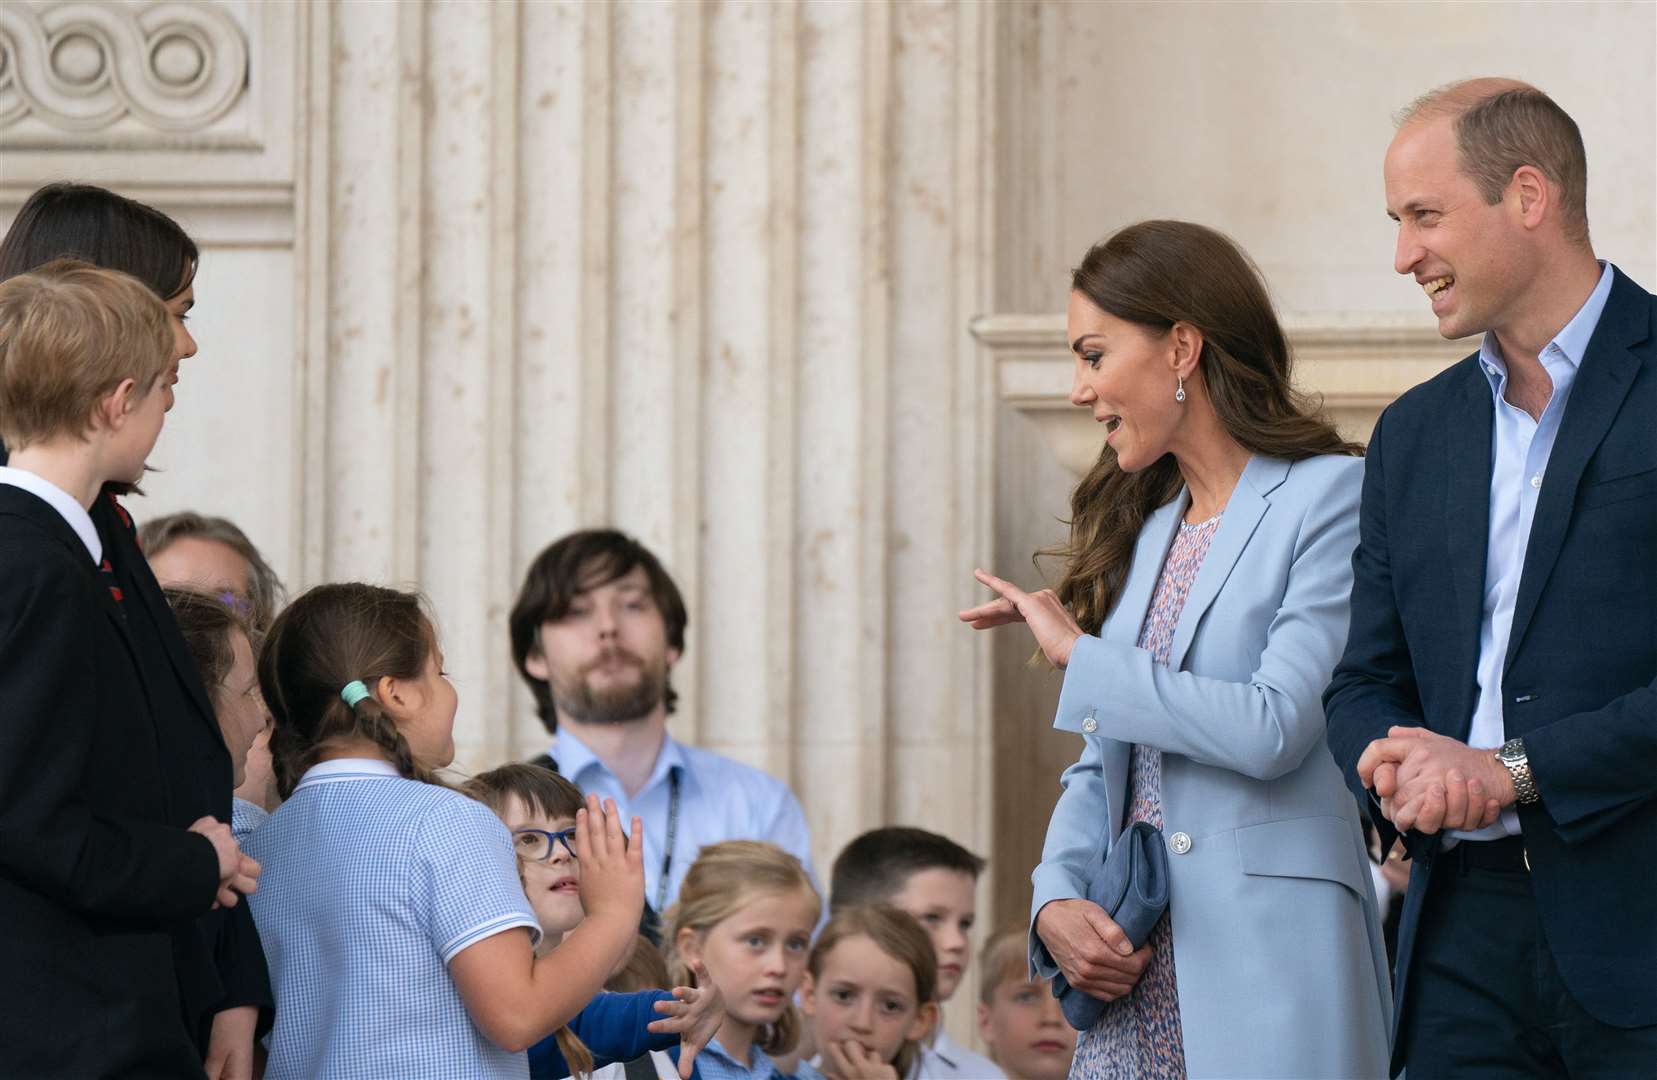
[0,466,101,564]
[294,756,403,790]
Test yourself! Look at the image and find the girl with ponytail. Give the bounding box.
[664,841,823,1079]
[247,583,717,1079]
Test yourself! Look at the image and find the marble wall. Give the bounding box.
[3,0,1653,1042]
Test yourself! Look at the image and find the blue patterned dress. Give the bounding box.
[1071,514,1221,1080]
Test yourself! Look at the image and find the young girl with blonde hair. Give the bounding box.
[247,583,711,1078]
[665,841,823,1079]
[795,906,939,1080]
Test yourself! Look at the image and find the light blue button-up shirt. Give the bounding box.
[551,729,816,910]
[1453,261,1615,841]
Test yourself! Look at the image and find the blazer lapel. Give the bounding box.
[1443,363,1494,731]
[1504,275,1648,676]
[1167,455,1286,672]
[1099,494,1184,839]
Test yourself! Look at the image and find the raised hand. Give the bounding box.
[649,959,726,1079]
[573,794,645,928]
[958,568,1084,669]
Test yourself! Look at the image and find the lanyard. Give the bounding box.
[656,770,681,913]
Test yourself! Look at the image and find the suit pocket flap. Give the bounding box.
[1235,816,1368,898]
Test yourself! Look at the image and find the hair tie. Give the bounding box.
[340,680,372,709]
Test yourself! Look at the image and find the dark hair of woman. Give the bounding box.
[258,583,438,798]
[0,182,197,300]
[1043,220,1363,636]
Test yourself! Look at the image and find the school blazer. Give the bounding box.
[1325,267,1657,1054]
[1029,454,1392,1079]
[0,486,221,1078]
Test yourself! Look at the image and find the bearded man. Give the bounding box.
[510,529,814,912]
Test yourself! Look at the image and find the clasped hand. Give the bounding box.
[189,816,260,909]
[1034,899,1151,1001]
[1355,726,1515,835]
[958,568,1083,669]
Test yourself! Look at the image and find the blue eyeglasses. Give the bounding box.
[512,827,578,862]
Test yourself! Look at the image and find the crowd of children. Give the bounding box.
[0,184,1079,1080]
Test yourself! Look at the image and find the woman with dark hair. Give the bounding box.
[961,221,1391,1077]
[0,183,271,1079]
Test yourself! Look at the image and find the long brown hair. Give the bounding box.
[665,841,821,1056]
[258,583,439,798]
[807,905,937,1078]
[1045,220,1362,635]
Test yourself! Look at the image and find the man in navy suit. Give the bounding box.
[1326,78,1657,1076]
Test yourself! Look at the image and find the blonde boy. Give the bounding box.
[0,260,253,1076]
[976,928,1076,1080]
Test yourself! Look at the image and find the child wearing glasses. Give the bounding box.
[464,763,724,1079]
[246,584,719,1079]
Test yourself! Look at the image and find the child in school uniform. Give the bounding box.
[0,260,257,1076]
[247,583,718,1079]
[830,829,1002,1079]
[794,906,940,1080]
[974,927,1076,1080]
[662,841,824,1080]
[463,763,724,1080]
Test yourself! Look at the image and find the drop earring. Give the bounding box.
[1175,374,1186,403]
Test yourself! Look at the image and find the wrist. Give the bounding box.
[1492,738,1537,807]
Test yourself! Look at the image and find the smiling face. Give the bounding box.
[978,974,1076,1080]
[801,934,936,1074]
[1066,291,1192,474]
[1385,117,1534,342]
[679,886,820,1044]
[525,565,679,726]
[496,794,584,941]
[385,643,459,770]
[887,868,976,1002]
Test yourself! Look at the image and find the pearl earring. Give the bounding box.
[1175,374,1186,403]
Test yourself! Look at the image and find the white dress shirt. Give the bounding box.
[1453,261,1614,841]
[913,1029,1005,1080]
[0,465,101,564]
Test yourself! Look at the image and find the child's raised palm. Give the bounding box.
[646,959,725,1079]
[572,794,644,929]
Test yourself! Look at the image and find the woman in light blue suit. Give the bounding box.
[963,221,1391,1078]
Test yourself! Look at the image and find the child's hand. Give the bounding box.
[647,958,726,1080]
[573,794,644,929]
[189,816,260,908]
[822,1038,900,1080]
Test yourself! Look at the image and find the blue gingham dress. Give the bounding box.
[246,758,541,1079]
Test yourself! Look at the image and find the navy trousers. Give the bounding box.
[1400,838,1657,1078]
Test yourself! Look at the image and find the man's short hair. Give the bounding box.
[829,826,987,912]
[0,258,172,451]
[139,511,288,635]
[509,529,689,734]
[1398,79,1590,244]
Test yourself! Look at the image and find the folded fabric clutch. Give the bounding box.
[1050,820,1171,1032]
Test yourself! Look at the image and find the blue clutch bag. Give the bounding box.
[1050,820,1171,1032]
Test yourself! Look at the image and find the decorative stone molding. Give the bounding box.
[0,0,248,143]
[973,312,1473,476]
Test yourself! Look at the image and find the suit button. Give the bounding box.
[1169,832,1192,855]
[1082,716,1098,733]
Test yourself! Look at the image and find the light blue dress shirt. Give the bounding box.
[1454,261,1615,841]
[551,730,816,911]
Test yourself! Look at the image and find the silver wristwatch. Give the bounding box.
[1495,738,1540,805]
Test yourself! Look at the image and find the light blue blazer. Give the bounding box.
[1029,454,1392,1079]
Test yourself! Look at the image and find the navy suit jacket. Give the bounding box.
[1325,267,1657,1050]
